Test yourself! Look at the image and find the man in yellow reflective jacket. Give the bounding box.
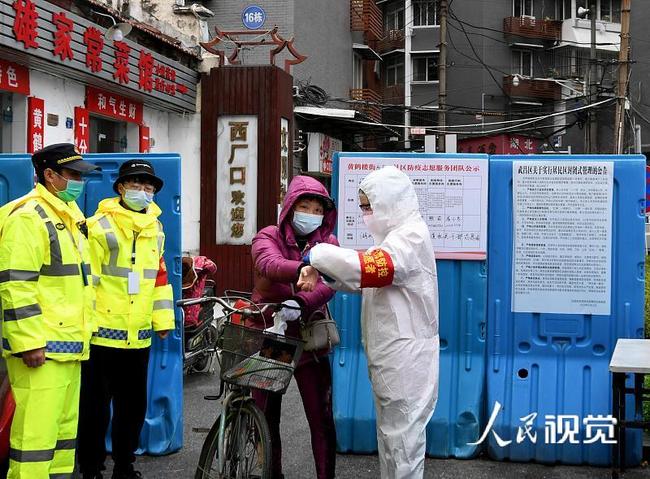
[0,143,99,479]
[78,160,175,479]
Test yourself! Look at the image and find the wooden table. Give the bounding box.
[609,339,650,478]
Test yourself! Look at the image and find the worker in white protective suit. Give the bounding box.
[298,165,439,479]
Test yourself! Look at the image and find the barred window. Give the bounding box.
[413,1,438,26]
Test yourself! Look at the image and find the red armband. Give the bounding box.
[155,257,168,287]
[358,249,395,288]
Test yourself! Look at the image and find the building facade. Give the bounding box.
[0,0,204,252]
[202,0,646,158]
[369,0,633,154]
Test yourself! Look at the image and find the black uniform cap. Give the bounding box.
[31,143,100,173]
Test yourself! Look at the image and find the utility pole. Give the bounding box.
[586,2,598,153]
[437,0,447,152]
[614,0,631,154]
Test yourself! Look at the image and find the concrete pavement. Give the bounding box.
[124,371,650,479]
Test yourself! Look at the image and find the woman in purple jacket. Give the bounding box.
[251,175,338,479]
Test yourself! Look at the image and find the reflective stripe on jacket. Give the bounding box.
[0,184,95,361]
[88,197,174,349]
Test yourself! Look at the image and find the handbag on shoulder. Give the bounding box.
[299,305,340,352]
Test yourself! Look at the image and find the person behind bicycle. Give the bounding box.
[250,175,338,479]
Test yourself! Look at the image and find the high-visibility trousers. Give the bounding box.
[6,357,81,479]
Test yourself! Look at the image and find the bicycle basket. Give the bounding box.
[218,322,304,394]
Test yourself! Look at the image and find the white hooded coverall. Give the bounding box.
[309,166,439,479]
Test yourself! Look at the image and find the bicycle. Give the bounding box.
[176,296,304,479]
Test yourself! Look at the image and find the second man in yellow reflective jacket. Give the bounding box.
[77,160,175,479]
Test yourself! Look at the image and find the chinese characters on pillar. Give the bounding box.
[27,96,44,153]
[279,118,289,210]
[74,107,89,154]
[216,116,258,245]
[228,121,248,240]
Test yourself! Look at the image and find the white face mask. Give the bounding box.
[292,211,324,236]
[122,188,154,211]
[363,214,388,236]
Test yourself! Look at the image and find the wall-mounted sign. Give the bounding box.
[27,96,44,153]
[0,59,29,95]
[242,5,266,30]
[458,134,539,155]
[139,125,150,153]
[216,115,258,245]
[337,155,489,259]
[308,132,341,175]
[86,86,143,124]
[280,118,289,206]
[0,0,197,113]
[74,106,89,153]
[511,161,613,315]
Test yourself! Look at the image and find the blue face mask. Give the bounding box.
[123,189,154,211]
[292,211,324,236]
[52,172,85,202]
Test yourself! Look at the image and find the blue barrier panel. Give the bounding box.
[330,152,488,458]
[83,153,183,455]
[487,154,644,466]
[0,155,33,205]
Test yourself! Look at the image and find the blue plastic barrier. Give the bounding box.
[487,154,645,466]
[330,152,488,458]
[0,155,33,205]
[83,153,183,455]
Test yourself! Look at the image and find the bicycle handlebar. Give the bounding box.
[175,296,300,317]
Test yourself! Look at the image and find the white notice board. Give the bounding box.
[337,156,488,260]
[511,161,613,315]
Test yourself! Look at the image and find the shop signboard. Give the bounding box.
[0,0,197,113]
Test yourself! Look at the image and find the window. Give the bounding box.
[352,53,363,90]
[556,0,572,19]
[600,0,621,22]
[412,54,438,82]
[512,50,533,77]
[413,1,438,26]
[513,0,533,17]
[385,55,404,86]
[90,116,128,153]
[385,2,405,32]
[571,0,620,22]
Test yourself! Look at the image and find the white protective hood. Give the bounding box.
[309,166,439,479]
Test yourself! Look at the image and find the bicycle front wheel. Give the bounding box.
[196,401,272,479]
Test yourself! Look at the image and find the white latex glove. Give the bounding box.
[277,299,301,322]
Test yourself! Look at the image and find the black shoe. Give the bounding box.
[111,469,142,479]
